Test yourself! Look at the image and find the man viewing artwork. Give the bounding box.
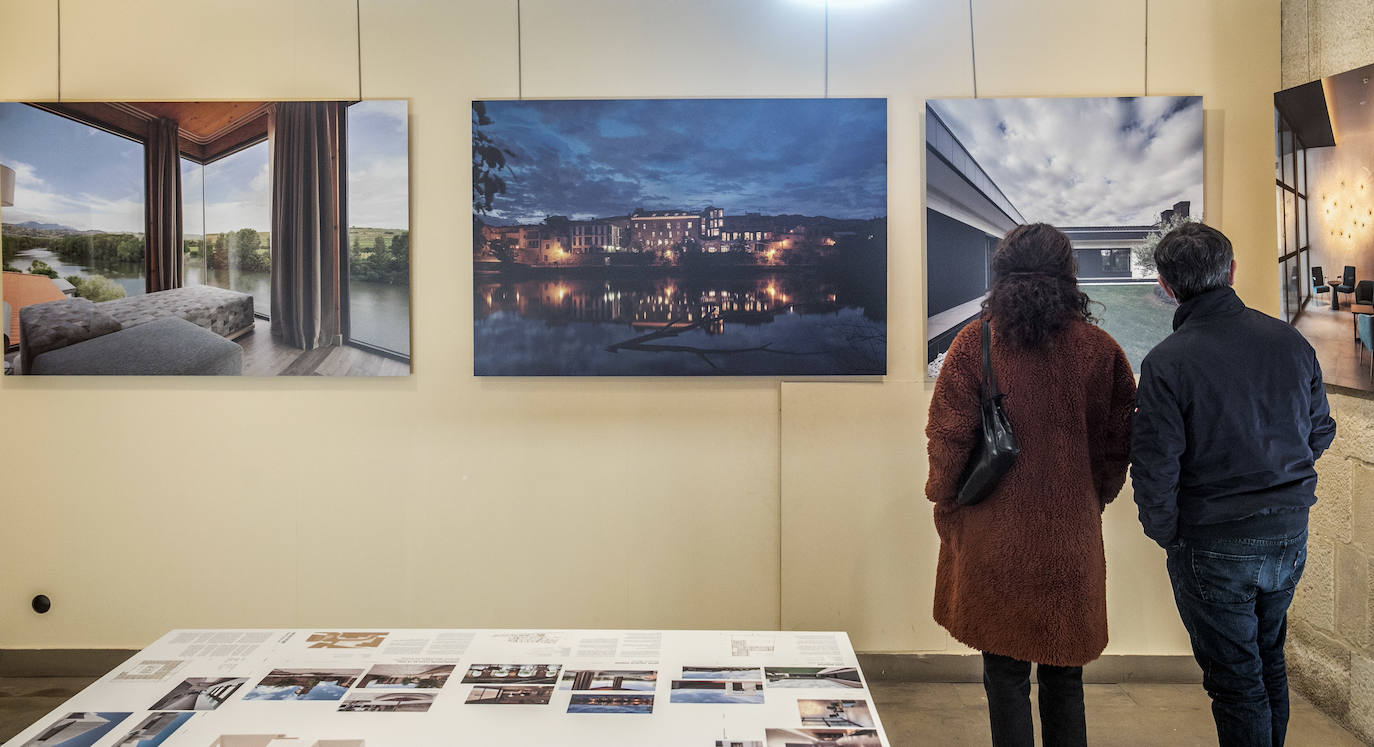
[1131,222,1336,746]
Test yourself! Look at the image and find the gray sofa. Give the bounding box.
[17,285,254,375]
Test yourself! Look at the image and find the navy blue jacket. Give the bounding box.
[1130,286,1336,547]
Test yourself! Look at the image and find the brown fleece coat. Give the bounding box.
[927,318,1136,667]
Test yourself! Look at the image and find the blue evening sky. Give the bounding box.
[2,100,409,234]
[476,98,887,224]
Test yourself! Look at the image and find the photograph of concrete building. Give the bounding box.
[764,727,881,747]
[472,98,887,376]
[356,664,454,690]
[20,712,130,747]
[924,96,1204,374]
[149,677,248,711]
[763,667,863,689]
[243,669,363,701]
[338,691,436,712]
[558,669,657,691]
[1276,61,1374,390]
[566,693,655,713]
[797,699,875,728]
[306,632,388,649]
[681,666,762,680]
[669,679,765,704]
[112,712,193,746]
[461,664,561,685]
[464,685,554,705]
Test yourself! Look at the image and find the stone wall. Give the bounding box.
[1293,391,1374,743]
[1282,2,1374,741]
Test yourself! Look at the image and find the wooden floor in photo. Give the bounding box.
[1294,300,1373,390]
[237,320,410,376]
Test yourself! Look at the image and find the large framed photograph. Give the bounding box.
[1,99,410,377]
[472,97,887,376]
[924,95,1204,375]
[1275,61,1374,390]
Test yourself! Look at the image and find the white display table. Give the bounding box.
[8,629,892,747]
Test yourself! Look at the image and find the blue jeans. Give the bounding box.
[1165,530,1307,747]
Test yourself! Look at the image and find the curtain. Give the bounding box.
[270,101,349,350]
[144,116,183,293]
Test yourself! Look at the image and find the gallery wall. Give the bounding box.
[0,0,1278,654]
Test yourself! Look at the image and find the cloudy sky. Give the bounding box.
[930,96,1204,226]
[1,100,408,234]
[476,98,887,224]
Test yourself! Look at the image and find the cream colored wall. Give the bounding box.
[0,0,1278,653]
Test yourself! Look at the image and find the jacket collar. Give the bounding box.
[1172,286,1245,331]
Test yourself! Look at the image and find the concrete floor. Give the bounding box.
[1,677,1368,745]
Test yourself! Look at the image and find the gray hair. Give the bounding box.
[1153,222,1232,302]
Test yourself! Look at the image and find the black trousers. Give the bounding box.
[982,651,1087,747]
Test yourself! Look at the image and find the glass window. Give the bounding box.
[346,100,411,357]
[1276,189,1286,256]
[182,157,205,286]
[1275,109,1285,182]
[203,141,271,317]
[0,103,145,299]
[1281,127,1296,188]
[1297,145,1307,196]
[1284,191,1297,256]
[1297,195,1307,249]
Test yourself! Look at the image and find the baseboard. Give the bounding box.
[0,649,138,678]
[0,649,1200,683]
[856,653,1201,683]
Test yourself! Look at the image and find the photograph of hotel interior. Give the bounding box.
[0,100,410,376]
[1276,60,1374,389]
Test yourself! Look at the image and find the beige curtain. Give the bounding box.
[144,116,183,293]
[270,101,349,350]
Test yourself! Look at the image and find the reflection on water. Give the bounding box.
[14,248,144,297]
[475,271,885,376]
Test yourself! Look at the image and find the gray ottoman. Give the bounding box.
[29,316,243,375]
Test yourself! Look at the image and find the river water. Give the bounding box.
[474,269,886,376]
[13,247,410,355]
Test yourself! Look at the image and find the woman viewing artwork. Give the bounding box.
[925,223,1137,747]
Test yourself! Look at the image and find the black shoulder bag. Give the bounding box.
[955,318,1020,506]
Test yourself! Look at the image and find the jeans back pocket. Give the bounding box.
[1190,549,1265,604]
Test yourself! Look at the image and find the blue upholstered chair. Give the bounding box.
[1360,313,1374,382]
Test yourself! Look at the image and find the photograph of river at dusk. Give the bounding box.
[472,98,887,376]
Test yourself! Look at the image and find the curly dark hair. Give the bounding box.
[982,223,1097,349]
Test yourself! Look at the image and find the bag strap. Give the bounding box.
[980,317,1001,402]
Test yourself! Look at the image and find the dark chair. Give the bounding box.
[1334,265,1356,306]
[1356,279,1374,306]
[1313,267,1332,301]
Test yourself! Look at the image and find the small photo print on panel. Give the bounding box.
[465,685,554,705]
[566,693,655,714]
[559,669,657,691]
[243,669,364,701]
[20,712,130,747]
[461,664,561,685]
[668,680,764,704]
[112,712,193,746]
[356,663,455,689]
[338,691,436,713]
[149,677,247,710]
[763,667,863,689]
